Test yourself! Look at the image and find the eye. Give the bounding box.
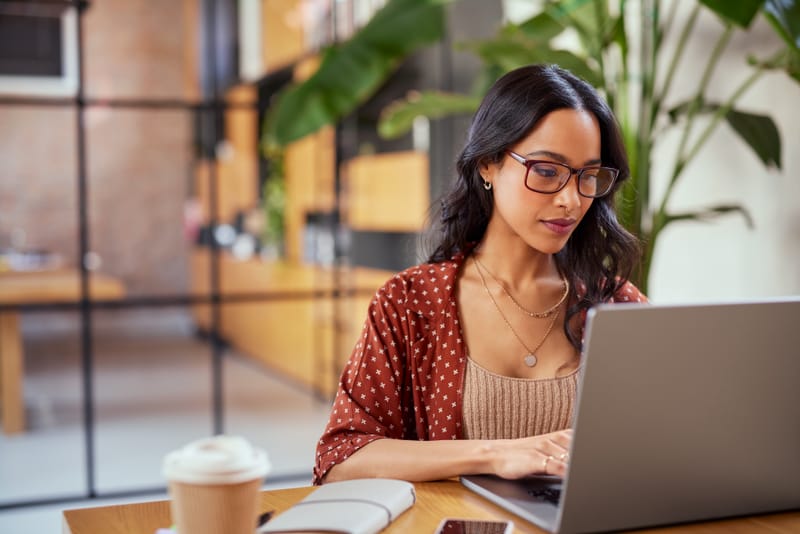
[530,163,561,179]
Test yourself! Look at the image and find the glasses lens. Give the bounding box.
[526,162,569,192]
[579,168,617,197]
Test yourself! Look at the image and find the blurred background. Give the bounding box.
[0,0,797,531]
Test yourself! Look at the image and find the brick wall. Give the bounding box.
[0,0,194,295]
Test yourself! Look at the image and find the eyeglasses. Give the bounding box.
[506,150,619,198]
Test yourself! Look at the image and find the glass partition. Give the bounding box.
[85,107,193,299]
[92,307,213,493]
[0,310,87,504]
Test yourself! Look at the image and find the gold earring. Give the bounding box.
[483,180,492,191]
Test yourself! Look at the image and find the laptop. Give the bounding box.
[461,297,800,533]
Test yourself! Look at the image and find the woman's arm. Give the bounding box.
[314,275,416,484]
[323,430,573,483]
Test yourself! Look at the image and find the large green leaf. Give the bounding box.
[667,99,782,169]
[263,0,449,148]
[725,109,782,168]
[466,36,602,86]
[542,49,603,86]
[377,91,481,139]
[699,0,763,28]
[510,11,566,42]
[467,38,541,71]
[545,0,607,37]
[544,0,612,57]
[763,0,800,49]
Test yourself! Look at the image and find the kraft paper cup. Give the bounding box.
[163,435,271,534]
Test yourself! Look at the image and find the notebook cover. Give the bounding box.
[258,478,416,534]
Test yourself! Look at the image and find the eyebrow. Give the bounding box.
[525,150,603,167]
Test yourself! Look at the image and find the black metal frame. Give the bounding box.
[0,0,342,510]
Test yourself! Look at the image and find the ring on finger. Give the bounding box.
[542,455,554,470]
[558,452,569,461]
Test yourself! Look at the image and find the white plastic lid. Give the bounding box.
[162,435,271,485]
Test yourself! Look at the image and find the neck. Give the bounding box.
[473,238,560,292]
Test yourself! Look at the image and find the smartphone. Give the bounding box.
[435,518,514,534]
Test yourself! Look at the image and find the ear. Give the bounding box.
[478,159,492,181]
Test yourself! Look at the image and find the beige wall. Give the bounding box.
[0,0,194,295]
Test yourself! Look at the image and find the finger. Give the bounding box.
[542,437,570,458]
[539,452,568,477]
[548,430,573,449]
[538,438,571,476]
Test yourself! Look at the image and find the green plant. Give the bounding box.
[263,0,800,293]
[261,0,450,150]
[259,0,449,255]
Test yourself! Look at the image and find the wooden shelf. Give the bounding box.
[342,151,430,232]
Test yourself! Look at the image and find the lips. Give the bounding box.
[542,218,577,235]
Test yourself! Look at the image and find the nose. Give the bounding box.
[553,171,582,211]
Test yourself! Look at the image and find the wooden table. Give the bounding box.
[0,269,125,434]
[62,480,800,534]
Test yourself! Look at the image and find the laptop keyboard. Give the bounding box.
[527,487,562,505]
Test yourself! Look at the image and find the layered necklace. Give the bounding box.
[473,256,570,368]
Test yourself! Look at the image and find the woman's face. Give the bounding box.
[480,108,601,255]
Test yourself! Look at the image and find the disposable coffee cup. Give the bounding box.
[163,435,271,534]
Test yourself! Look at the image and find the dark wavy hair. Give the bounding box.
[425,64,641,350]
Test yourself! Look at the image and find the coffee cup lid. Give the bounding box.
[163,435,271,485]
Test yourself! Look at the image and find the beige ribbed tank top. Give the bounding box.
[462,357,578,439]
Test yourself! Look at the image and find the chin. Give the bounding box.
[526,234,572,255]
[528,242,568,255]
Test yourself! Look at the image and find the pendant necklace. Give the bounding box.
[473,256,561,367]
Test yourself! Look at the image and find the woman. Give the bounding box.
[313,64,646,485]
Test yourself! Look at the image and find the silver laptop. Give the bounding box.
[462,297,800,533]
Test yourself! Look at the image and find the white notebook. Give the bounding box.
[258,478,416,534]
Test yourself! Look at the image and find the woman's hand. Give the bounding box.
[489,429,573,479]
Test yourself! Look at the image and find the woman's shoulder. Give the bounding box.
[372,254,465,311]
[384,253,464,289]
[610,280,648,304]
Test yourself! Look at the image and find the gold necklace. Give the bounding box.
[474,257,560,368]
[474,255,569,319]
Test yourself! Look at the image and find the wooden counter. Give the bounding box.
[62,479,800,534]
